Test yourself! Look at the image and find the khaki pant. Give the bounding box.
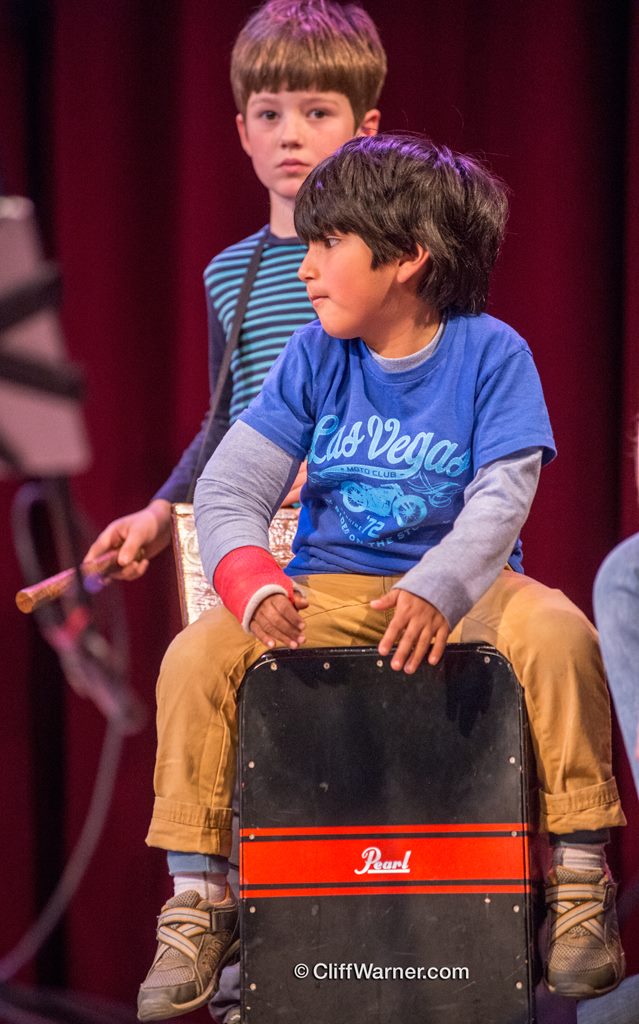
[146,571,625,856]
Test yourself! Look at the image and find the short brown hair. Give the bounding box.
[230,0,387,124]
[295,133,509,316]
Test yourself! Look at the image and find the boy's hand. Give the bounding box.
[83,499,172,581]
[280,462,307,507]
[249,590,309,649]
[371,589,450,673]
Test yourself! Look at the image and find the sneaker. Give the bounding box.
[209,1011,240,1024]
[137,889,239,1021]
[545,866,625,999]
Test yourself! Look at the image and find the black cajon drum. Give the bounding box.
[238,644,539,1024]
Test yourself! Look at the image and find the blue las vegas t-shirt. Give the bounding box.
[240,314,556,577]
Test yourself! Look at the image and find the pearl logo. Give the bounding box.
[354,845,412,875]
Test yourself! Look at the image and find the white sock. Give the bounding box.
[172,871,229,903]
[552,842,607,874]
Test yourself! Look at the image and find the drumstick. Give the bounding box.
[15,550,132,614]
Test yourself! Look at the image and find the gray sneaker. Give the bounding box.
[545,866,625,999]
[137,889,239,1021]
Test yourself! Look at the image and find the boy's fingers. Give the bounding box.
[377,611,407,656]
[428,625,450,665]
[109,558,150,582]
[254,601,299,631]
[118,533,143,564]
[403,632,433,674]
[370,591,398,611]
[84,530,120,563]
[249,621,277,649]
[254,600,305,647]
[281,486,302,507]
[251,616,297,648]
[265,598,305,632]
[118,527,156,565]
[389,623,423,671]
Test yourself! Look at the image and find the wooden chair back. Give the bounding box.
[170,503,299,626]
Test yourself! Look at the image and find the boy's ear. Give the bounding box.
[356,108,381,137]
[396,244,430,285]
[236,113,252,156]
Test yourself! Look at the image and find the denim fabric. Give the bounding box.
[577,973,639,1024]
[166,851,229,875]
[593,533,639,797]
[209,864,241,1023]
[580,537,639,1024]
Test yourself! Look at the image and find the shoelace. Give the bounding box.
[546,880,607,943]
[155,905,235,964]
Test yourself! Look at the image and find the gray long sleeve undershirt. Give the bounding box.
[194,420,542,630]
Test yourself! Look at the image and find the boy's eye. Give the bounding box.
[258,110,278,121]
[324,236,340,248]
[308,108,329,120]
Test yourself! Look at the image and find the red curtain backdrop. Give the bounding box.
[1,0,637,1008]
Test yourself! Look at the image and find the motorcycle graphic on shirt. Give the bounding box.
[340,481,428,527]
[307,413,470,542]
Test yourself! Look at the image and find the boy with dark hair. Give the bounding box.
[151,132,625,1017]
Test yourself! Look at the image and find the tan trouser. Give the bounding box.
[146,571,625,856]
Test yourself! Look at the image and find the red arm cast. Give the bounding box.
[213,546,295,630]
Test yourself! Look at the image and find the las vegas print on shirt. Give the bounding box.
[308,412,470,549]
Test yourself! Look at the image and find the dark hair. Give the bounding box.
[230,0,387,123]
[294,133,509,315]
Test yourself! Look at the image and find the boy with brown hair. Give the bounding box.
[86,0,385,576]
[123,4,388,1022]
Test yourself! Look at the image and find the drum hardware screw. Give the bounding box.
[249,833,255,840]
[511,830,518,837]
[323,661,330,669]
[249,983,257,991]
[484,897,491,904]
[515,981,523,990]
[270,662,278,671]
[248,760,255,769]
[513,904,520,913]
[376,659,383,667]
[249,906,256,914]
[484,655,491,664]
[509,756,516,764]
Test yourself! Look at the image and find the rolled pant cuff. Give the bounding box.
[540,777,627,834]
[145,796,234,856]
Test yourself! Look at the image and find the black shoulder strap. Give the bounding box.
[186,226,269,500]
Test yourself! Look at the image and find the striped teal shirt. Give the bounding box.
[155,228,314,503]
[204,229,313,423]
